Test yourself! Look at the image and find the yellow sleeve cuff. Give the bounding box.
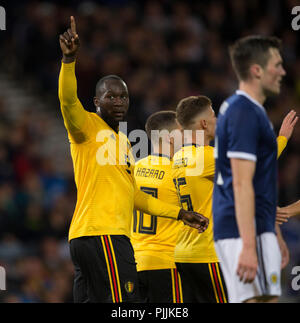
[277,136,288,159]
[61,60,76,68]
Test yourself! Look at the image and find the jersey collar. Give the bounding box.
[150,153,171,160]
[183,143,200,148]
[236,90,266,113]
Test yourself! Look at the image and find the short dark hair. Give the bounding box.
[229,35,282,81]
[95,75,125,96]
[176,96,212,128]
[145,111,177,141]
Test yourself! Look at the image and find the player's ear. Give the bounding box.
[94,96,100,110]
[200,119,207,130]
[250,64,263,80]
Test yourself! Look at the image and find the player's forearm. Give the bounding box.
[276,136,287,159]
[275,223,283,239]
[134,189,180,220]
[233,179,256,248]
[58,60,78,107]
[58,61,87,137]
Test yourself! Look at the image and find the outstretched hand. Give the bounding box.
[59,16,80,61]
[276,206,290,225]
[178,209,209,233]
[279,110,298,140]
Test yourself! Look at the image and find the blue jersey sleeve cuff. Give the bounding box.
[227,151,257,162]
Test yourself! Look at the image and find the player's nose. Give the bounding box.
[280,66,286,76]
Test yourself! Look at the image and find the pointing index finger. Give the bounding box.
[70,16,77,34]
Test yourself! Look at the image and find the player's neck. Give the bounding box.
[153,143,173,159]
[98,112,119,133]
[239,82,266,106]
[184,130,210,147]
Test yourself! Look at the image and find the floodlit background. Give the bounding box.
[0,0,299,302]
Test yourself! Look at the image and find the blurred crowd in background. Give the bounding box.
[0,0,300,302]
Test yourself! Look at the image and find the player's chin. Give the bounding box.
[274,84,282,94]
[265,86,281,97]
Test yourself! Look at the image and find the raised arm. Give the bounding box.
[277,110,298,158]
[58,16,89,143]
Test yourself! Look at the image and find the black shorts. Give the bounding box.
[69,235,140,303]
[138,268,183,303]
[176,262,228,303]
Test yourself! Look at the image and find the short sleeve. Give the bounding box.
[227,105,259,162]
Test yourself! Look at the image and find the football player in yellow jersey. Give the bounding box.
[131,111,184,303]
[58,17,208,303]
[173,96,227,303]
[172,95,293,303]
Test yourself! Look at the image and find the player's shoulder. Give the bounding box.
[86,112,109,133]
[173,144,206,169]
[135,156,150,167]
[203,145,214,156]
[219,92,263,122]
[196,145,214,164]
[136,154,172,168]
[88,111,102,121]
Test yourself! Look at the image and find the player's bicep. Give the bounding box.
[230,158,256,187]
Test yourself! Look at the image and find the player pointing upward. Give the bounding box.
[58,16,208,303]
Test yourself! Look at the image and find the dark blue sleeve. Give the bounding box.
[226,103,259,162]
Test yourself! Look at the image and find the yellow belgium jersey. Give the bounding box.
[172,137,287,264]
[58,62,180,241]
[131,154,182,271]
[172,144,218,263]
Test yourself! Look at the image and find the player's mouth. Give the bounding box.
[277,79,283,87]
[113,109,126,118]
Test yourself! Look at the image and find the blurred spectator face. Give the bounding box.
[261,48,286,96]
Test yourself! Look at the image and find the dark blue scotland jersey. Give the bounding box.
[213,90,278,241]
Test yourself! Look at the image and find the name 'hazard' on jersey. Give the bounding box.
[213,90,278,241]
[131,154,182,272]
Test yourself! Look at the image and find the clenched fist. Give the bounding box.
[178,209,209,233]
